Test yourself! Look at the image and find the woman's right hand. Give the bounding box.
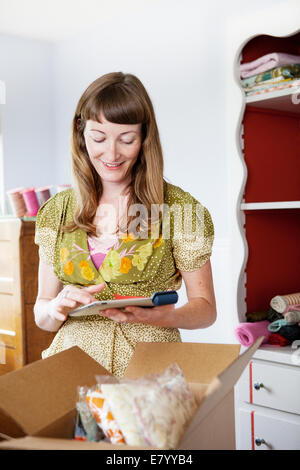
[48,282,106,323]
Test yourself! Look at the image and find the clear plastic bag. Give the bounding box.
[85,376,126,445]
[74,386,105,442]
[95,363,198,449]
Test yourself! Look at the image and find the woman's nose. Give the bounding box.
[104,140,119,161]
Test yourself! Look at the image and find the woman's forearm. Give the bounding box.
[170,297,217,329]
[34,299,64,332]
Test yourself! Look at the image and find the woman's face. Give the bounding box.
[83,112,142,186]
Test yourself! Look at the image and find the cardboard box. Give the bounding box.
[0,337,263,450]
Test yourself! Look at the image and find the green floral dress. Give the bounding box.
[34,182,214,377]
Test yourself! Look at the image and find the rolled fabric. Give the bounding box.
[278,324,300,343]
[268,333,291,347]
[283,303,300,314]
[285,311,300,324]
[270,293,300,313]
[268,319,289,332]
[234,321,271,347]
[246,310,268,322]
[267,307,284,323]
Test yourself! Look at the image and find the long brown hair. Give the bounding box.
[62,71,166,237]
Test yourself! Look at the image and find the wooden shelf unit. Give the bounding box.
[0,219,55,375]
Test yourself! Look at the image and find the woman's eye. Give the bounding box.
[91,139,134,145]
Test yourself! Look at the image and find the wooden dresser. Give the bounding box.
[0,218,55,375]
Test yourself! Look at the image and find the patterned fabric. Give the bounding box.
[34,182,214,377]
[241,64,300,90]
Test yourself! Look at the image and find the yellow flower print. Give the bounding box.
[119,257,132,274]
[79,260,89,268]
[153,235,163,249]
[100,250,122,282]
[80,265,95,281]
[136,241,153,257]
[132,254,147,271]
[63,261,74,276]
[60,247,69,263]
[121,232,135,243]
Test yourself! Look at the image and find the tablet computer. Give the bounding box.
[68,290,179,318]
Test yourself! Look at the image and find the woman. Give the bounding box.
[34,72,217,377]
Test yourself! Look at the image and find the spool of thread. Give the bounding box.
[21,187,40,216]
[36,186,52,204]
[56,184,71,193]
[6,187,27,217]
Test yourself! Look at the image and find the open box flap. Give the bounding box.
[0,436,158,450]
[124,342,241,383]
[0,346,111,437]
[178,337,264,447]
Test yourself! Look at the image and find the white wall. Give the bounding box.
[0,34,57,213]
[51,2,232,343]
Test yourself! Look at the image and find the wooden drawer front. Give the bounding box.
[238,407,300,450]
[0,294,18,331]
[0,342,16,376]
[0,219,21,241]
[0,241,15,278]
[0,331,16,349]
[251,361,300,415]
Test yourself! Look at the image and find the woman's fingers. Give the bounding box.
[100,308,128,323]
[84,282,106,294]
[54,312,68,322]
[59,298,78,309]
[60,288,95,305]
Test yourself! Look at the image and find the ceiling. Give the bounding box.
[0,0,147,43]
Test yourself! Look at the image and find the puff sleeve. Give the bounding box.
[34,194,62,267]
[166,186,214,272]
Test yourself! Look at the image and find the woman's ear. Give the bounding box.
[76,118,84,132]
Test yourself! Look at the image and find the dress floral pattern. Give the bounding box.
[34,182,214,377]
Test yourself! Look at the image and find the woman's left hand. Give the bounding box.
[99,303,176,327]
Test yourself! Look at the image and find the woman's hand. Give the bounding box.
[49,282,106,323]
[99,303,176,327]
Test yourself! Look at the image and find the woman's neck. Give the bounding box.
[100,179,131,202]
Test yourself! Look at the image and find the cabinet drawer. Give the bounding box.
[0,294,18,331]
[0,343,16,376]
[239,407,300,450]
[239,360,300,415]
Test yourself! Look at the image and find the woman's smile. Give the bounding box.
[101,160,125,170]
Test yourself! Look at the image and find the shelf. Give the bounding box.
[246,85,300,114]
[239,344,299,366]
[241,201,300,210]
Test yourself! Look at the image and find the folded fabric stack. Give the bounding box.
[234,291,300,348]
[239,52,300,97]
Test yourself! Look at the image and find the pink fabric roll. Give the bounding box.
[234,321,271,347]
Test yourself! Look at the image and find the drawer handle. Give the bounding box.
[255,438,266,447]
[254,382,264,390]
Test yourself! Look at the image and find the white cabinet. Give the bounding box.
[236,346,300,450]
